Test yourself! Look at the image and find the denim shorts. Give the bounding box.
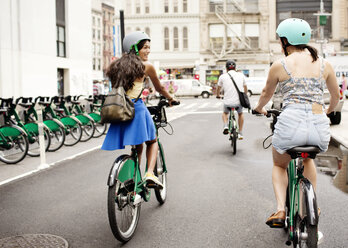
[223,103,243,114]
[272,104,330,154]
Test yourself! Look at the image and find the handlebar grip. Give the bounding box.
[171,100,180,106]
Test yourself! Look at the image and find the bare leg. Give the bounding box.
[145,139,158,173]
[272,147,292,212]
[222,112,228,126]
[303,158,317,191]
[237,113,244,133]
[135,144,143,165]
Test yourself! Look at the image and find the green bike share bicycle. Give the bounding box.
[2,97,51,157]
[37,96,83,146]
[107,97,179,242]
[253,109,320,248]
[0,98,29,164]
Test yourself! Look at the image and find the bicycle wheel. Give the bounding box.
[293,214,318,248]
[0,127,29,164]
[231,128,237,155]
[26,127,51,157]
[64,123,82,146]
[93,122,107,138]
[48,125,66,152]
[80,120,95,142]
[107,157,141,242]
[154,142,167,204]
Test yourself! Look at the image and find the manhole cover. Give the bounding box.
[0,234,68,248]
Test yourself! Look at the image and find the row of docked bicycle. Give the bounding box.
[0,95,107,164]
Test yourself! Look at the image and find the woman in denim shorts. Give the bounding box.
[254,18,340,227]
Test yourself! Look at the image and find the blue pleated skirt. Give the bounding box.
[101,99,156,150]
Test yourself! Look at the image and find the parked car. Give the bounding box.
[160,79,213,98]
[245,77,266,97]
[271,85,344,125]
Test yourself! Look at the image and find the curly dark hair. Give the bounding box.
[106,53,145,91]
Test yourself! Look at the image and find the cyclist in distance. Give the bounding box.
[216,60,247,139]
[253,18,340,227]
[102,31,179,189]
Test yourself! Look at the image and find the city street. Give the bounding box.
[0,97,348,248]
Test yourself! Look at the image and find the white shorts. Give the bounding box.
[272,104,330,154]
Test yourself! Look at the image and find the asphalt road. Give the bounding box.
[1,97,348,248]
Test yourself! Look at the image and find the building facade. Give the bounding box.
[0,0,93,98]
[102,2,115,76]
[91,1,104,81]
[113,0,201,80]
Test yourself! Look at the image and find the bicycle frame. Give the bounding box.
[287,157,319,243]
[228,109,237,133]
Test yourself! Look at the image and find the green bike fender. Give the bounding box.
[60,117,79,127]
[44,119,61,132]
[24,122,39,135]
[0,126,27,137]
[89,112,101,122]
[75,115,91,125]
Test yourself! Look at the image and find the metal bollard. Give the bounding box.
[37,107,48,169]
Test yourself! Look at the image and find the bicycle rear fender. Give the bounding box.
[0,125,28,137]
[298,178,319,225]
[107,155,138,187]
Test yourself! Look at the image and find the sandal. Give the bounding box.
[266,210,286,228]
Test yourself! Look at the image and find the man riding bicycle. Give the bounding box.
[216,60,248,140]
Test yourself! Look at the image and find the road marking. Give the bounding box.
[198,102,210,109]
[183,103,197,109]
[0,145,102,186]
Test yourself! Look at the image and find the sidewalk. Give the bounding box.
[0,136,105,186]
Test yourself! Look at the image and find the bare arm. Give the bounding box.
[145,62,174,101]
[254,62,280,114]
[324,61,340,114]
[216,85,222,98]
[243,85,248,94]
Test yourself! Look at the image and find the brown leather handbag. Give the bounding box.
[100,86,143,124]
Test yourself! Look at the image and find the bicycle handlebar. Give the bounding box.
[252,109,281,118]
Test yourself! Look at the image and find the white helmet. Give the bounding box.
[122,31,151,55]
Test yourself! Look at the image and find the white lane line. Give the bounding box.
[0,145,102,186]
[183,103,197,110]
[197,102,210,109]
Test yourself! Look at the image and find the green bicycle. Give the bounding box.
[4,97,51,157]
[253,109,320,248]
[107,98,178,242]
[84,95,107,138]
[0,99,29,164]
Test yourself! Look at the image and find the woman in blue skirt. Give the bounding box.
[102,32,179,189]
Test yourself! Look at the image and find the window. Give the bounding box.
[209,0,223,12]
[93,58,96,70]
[164,27,169,50]
[164,0,169,13]
[135,0,140,14]
[92,29,95,39]
[136,27,141,31]
[145,0,150,13]
[173,0,178,13]
[183,0,188,13]
[126,1,131,13]
[56,0,66,57]
[183,27,188,49]
[98,59,101,70]
[173,27,178,50]
[98,30,100,39]
[98,18,100,27]
[145,27,150,37]
[92,16,95,26]
[57,26,66,57]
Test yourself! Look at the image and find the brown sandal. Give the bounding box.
[266,210,286,228]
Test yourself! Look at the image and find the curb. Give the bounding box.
[331,133,348,149]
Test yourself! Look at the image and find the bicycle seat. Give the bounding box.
[227,107,239,111]
[286,146,320,159]
[18,103,32,108]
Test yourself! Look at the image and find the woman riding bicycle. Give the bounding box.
[254,18,340,227]
[102,31,179,189]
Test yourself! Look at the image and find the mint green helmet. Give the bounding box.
[276,18,311,45]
